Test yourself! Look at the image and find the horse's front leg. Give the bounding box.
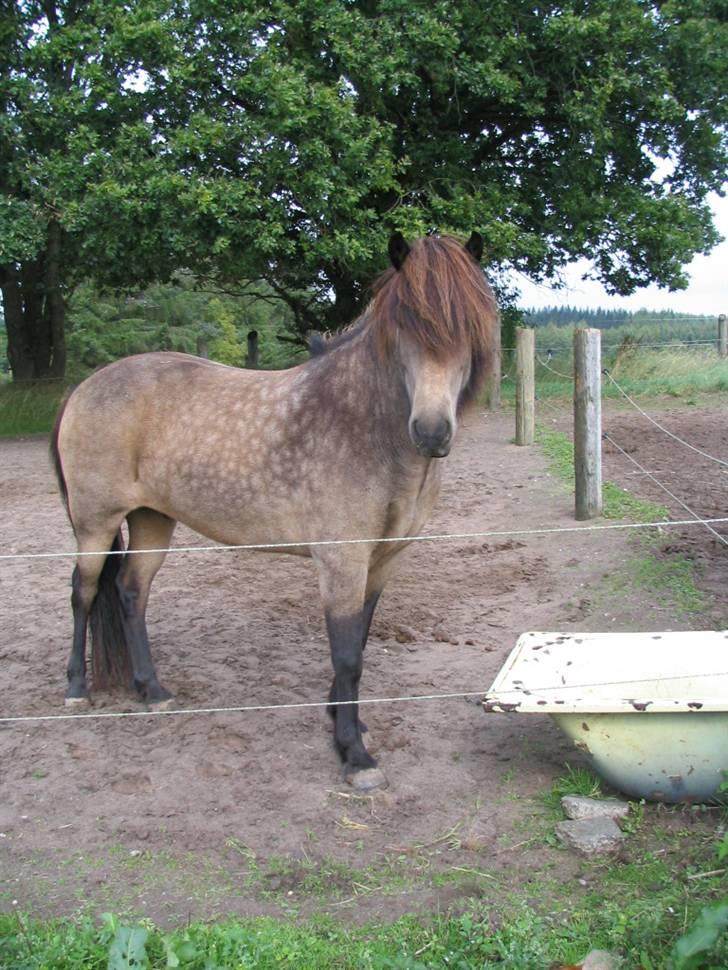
[316,555,386,791]
[327,589,380,734]
[326,608,388,790]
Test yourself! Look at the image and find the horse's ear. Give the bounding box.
[388,232,410,270]
[465,231,484,263]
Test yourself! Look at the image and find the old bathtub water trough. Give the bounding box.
[483,631,728,803]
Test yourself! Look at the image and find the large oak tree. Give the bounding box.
[2,0,726,377]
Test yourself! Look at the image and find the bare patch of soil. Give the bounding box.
[602,400,728,620]
[0,403,724,925]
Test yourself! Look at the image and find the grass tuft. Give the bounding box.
[543,765,603,810]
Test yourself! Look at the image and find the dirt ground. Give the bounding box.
[0,396,726,924]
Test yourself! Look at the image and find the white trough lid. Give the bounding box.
[484,631,728,714]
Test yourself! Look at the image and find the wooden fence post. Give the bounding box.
[515,327,535,445]
[719,314,727,358]
[574,328,602,520]
[246,330,259,369]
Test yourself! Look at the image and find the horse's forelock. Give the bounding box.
[368,236,498,394]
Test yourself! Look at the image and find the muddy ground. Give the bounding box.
[0,396,726,924]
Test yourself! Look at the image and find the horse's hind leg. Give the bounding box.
[116,507,176,705]
[66,532,122,704]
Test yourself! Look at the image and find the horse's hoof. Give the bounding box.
[346,767,388,792]
[147,697,175,712]
[64,695,90,709]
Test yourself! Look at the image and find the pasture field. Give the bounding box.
[0,392,727,967]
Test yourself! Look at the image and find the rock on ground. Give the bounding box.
[561,795,630,821]
[555,817,625,856]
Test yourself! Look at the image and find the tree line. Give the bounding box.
[2,1,727,380]
[525,307,719,330]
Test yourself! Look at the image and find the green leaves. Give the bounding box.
[668,901,728,970]
[104,915,149,970]
[3,0,727,375]
[0,197,46,262]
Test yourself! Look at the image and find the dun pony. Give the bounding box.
[51,232,498,789]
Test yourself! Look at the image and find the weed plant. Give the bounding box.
[543,764,603,810]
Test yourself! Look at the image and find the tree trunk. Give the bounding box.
[1,265,35,381]
[0,221,67,381]
[45,220,66,378]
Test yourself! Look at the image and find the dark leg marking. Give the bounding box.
[66,566,90,702]
[115,508,175,704]
[116,580,171,704]
[326,590,382,775]
[327,590,381,733]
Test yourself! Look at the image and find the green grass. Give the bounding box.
[6,792,728,968]
[3,867,728,969]
[0,381,66,437]
[543,764,603,810]
[607,348,728,400]
[5,790,728,967]
[610,556,706,615]
[501,347,728,403]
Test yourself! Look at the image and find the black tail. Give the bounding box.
[88,532,132,691]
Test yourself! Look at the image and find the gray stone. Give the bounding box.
[561,795,630,821]
[555,817,625,856]
[581,950,619,970]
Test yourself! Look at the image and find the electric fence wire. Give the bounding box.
[2,668,728,726]
[3,517,728,564]
[536,355,574,381]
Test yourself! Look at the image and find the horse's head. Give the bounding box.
[397,328,471,458]
[373,231,497,459]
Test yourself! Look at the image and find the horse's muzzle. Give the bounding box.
[410,417,453,458]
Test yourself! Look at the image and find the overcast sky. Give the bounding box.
[511,191,728,315]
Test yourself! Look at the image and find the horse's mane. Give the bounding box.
[308,318,368,357]
[367,234,498,409]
